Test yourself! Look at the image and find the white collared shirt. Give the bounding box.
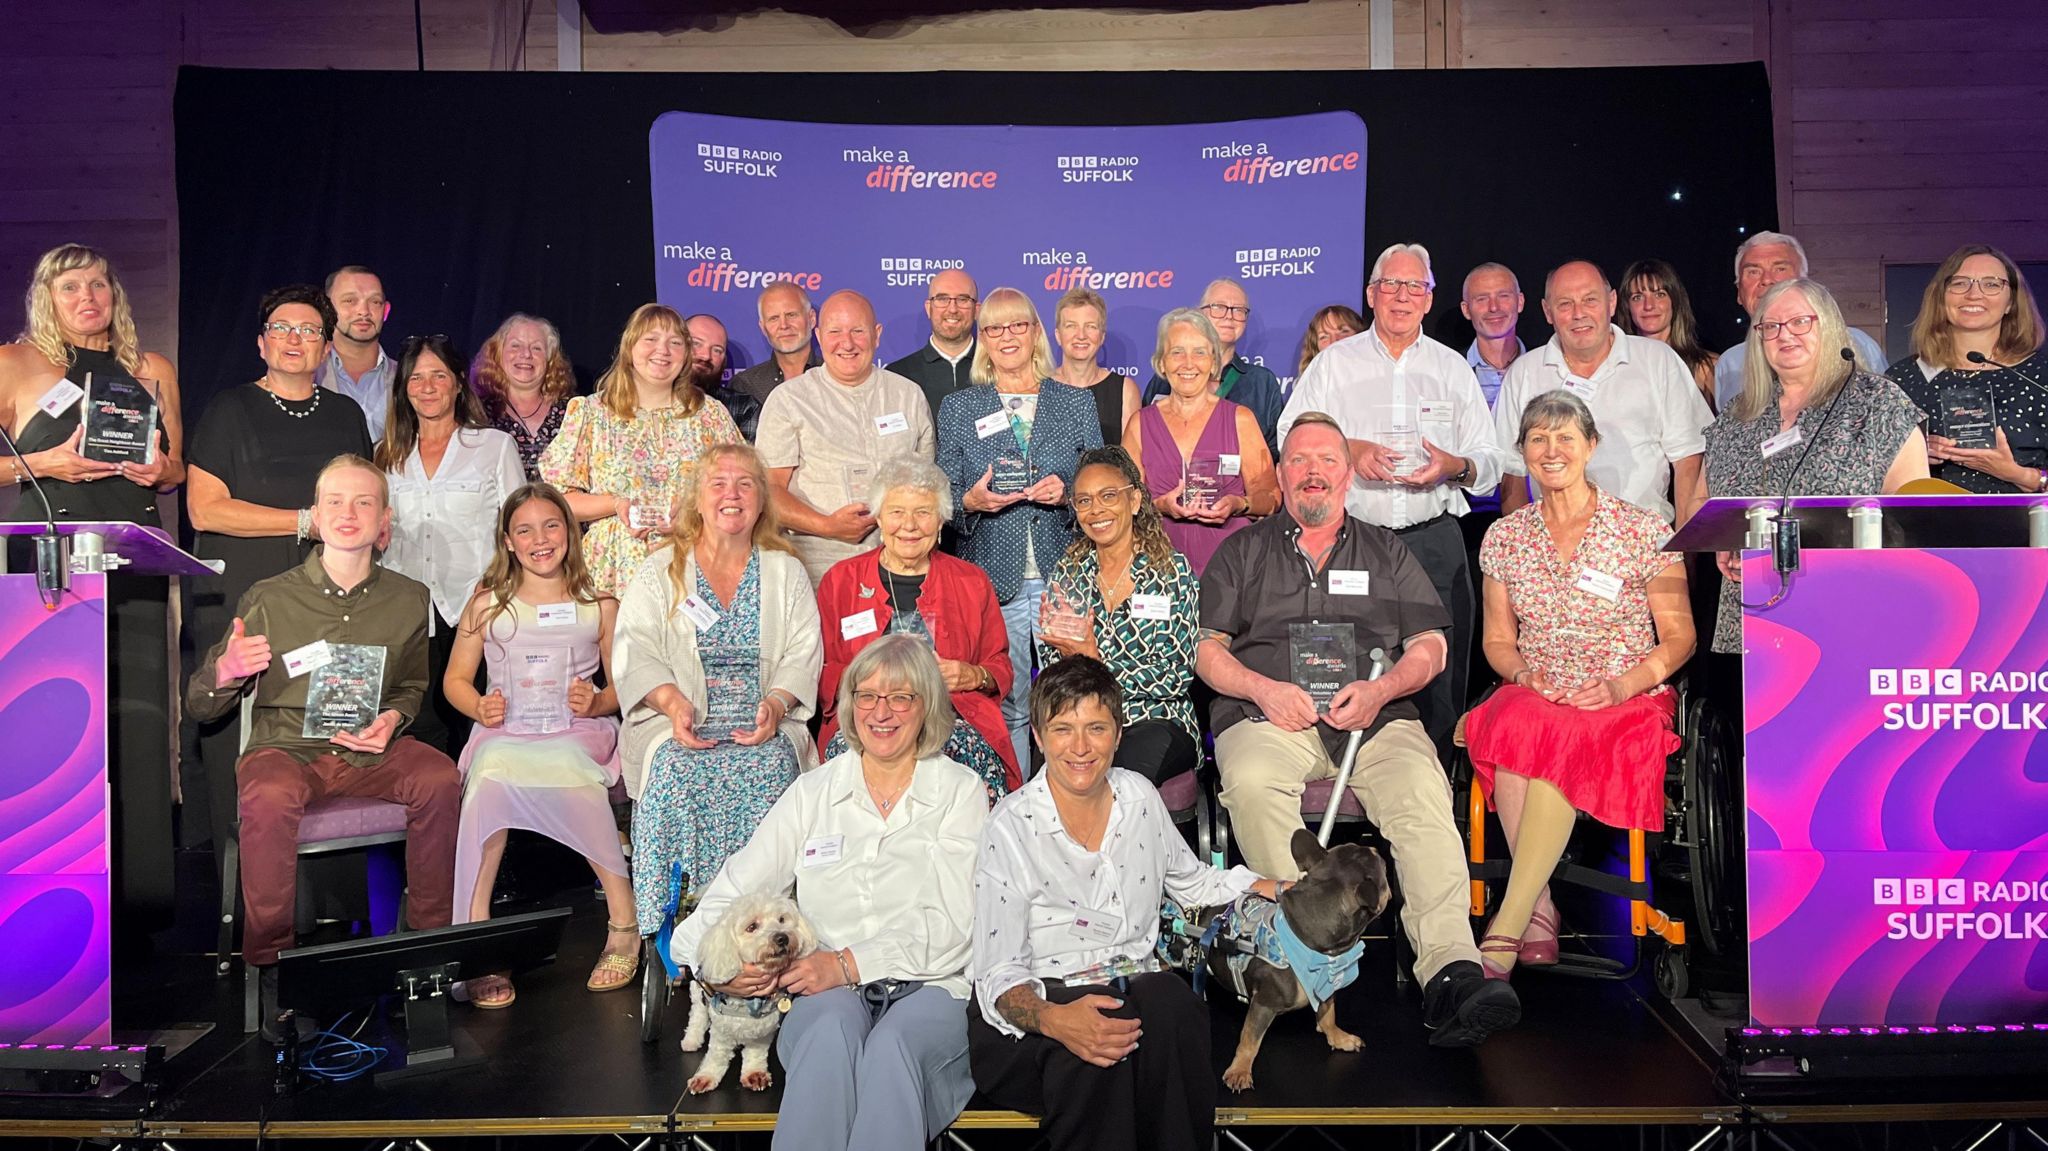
[1278,326,1506,529]
[1493,326,1712,524]
[971,768,1258,1035]
[669,749,989,998]
[383,426,526,628]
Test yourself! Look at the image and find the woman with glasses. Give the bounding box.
[1884,245,2047,494]
[935,287,1102,771]
[1125,308,1277,575]
[376,334,525,754]
[668,634,987,1151]
[1049,287,1141,447]
[815,458,1017,799]
[615,443,822,929]
[471,313,580,479]
[1617,259,1719,411]
[1703,279,1928,653]
[1037,447,1201,785]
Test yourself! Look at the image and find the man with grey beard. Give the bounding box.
[1196,413,1520,1049]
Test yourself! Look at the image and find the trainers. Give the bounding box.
[1422,960,1520,1048]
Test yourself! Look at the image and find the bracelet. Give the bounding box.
[834,949,856,988]
[296,507,312,542]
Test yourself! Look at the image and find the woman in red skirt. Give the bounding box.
[1465,389,1695,979]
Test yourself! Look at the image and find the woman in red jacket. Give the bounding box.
[816,458,1018,797]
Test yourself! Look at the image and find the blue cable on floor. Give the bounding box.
[298,1012,388,1083]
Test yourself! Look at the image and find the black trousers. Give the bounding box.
[1459,507,1502,710]
[1114,719,1197,786]
[968,973,1215,1151]
[408,607,474,758]
[1393,514,1472,759]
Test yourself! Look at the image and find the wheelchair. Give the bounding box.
[1453,676,1742,999]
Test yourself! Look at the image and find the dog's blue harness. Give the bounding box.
[1177,896,1365,1010]
[705,990,784,1019]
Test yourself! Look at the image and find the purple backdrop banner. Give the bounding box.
[0,575,110,1044]
[1744,549,2048,1027]
[650,111,1366,393]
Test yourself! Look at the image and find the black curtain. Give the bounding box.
[174,63,1775,426]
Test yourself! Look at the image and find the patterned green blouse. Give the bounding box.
[1043,546,1201,739]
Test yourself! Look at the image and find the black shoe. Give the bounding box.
[257,966,319,1046]
[1422,960,1520,1048]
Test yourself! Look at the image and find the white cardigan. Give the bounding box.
[612,545,823,797]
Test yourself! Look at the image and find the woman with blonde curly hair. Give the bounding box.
[614,443,822,931]
[471,313,579,478]
[540,303,740,595]
[1037,446,1202,784]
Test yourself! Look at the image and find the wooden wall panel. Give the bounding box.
[1458,0,1753,67]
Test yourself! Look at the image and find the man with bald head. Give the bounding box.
[1493,260,1712,526]
[887,268,981,420]
[757,289,936,581]
[731,281,820,406]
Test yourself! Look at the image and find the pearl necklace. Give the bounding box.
[261,378,321,420]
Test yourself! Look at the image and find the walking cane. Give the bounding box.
[1317,647,1389,847]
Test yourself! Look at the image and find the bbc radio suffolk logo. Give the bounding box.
[1234,245,1323,280]
[879,255,967,288]
[1867,668,1964,697]
[697,142,783,178]
[1872,877,1967,906]
[1056,155,1139,183]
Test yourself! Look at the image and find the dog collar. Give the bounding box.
[707,990,790,1019]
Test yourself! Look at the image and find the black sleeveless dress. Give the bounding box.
[5,345,174,932]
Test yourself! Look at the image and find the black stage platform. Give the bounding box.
[6,852,2045,1146]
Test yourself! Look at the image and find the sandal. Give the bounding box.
[468,972,516,1009]
[1478,933,1522,981]
[1521,906,1561,967]
[588,921,643,992]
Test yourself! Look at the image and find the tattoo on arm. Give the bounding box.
[996,985,1050,1035]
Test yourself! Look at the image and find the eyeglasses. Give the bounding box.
[1199,303,1251,320]
[1946,275,2010,296]
[980,320,1034,339]
[1071,485,1134,512]
[1754,314,1819,339]
[1371,278,1432,298]
[853,690,920,713]
[263,321,326,340]
[930,294,979,310]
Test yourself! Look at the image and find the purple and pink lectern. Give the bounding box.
[1681,495,2048,1029]
[0,522,216,1045]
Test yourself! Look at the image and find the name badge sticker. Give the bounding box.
[37,379,85,417]
[1129,593,1172,621]
[1328,569,1371,596]
[974,411,1009,439]
[840,609,879,640]
[875,411,910,436]
[801,835,845,868]
[1761,426,1804,459]
[1217,453,1242,476]
[1071,910,1123,945]
[1575,567,1624,603]
[1564,378,1598,402]
[1417,401,1454,424]
[679,594,720,632]
[536,602,577,628]
[282,640,333,678]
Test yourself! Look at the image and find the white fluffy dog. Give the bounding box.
[681,891,819,1094]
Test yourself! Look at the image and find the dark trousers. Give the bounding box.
[968,973,1215,1151]
[1459,508,1502,711]
[408,607,473,757]
[1114,720,1197,786]
[1393,515,1472,759]
[236,737,461,965]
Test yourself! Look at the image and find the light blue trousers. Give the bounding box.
[771,985,974,1151]
[997,576,1045,777]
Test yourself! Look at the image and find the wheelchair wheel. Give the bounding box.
[1654,947,1690,1001]
[639,936,669,1044]
[1680,694,1743,958]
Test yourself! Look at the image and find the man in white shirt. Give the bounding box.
[1278,242,1505,752]
[757,290,937,583]
[317,265,394,442]
[1714,231,1886,411]
[1494,260,1712,526]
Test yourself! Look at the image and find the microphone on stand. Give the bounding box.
[0,424,66,609]
[1963,350,2048,397]
[1771,347,1859,576]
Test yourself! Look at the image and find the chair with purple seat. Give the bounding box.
[1154,763,1215,862]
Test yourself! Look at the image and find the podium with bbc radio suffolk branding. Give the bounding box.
[0,521,218,1045]
[1673,494,2048,1031]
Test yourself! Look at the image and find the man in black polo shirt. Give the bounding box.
[729,282,821,406]
[1198,413,1519,1048]
[885,268,979,419]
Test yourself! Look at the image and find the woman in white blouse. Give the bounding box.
[668,634,988,1151]
[375,334,526,754]
[969,656,1281,1151]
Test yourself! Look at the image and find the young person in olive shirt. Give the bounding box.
[186,454,459,1034]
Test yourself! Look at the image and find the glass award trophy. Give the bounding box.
[1939,383,1998,451]
[505,646,572,735]
[843,463,876,510]
[1038,579,1092,644]
[1181,460,1220,511]
[1288,622,1357,714]
[701,648,762,743]
[1384,423,1425,478]
[991,455,1030,495]
[629,461,674,534]
[303,643,388,738]
[80,372,159,466]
